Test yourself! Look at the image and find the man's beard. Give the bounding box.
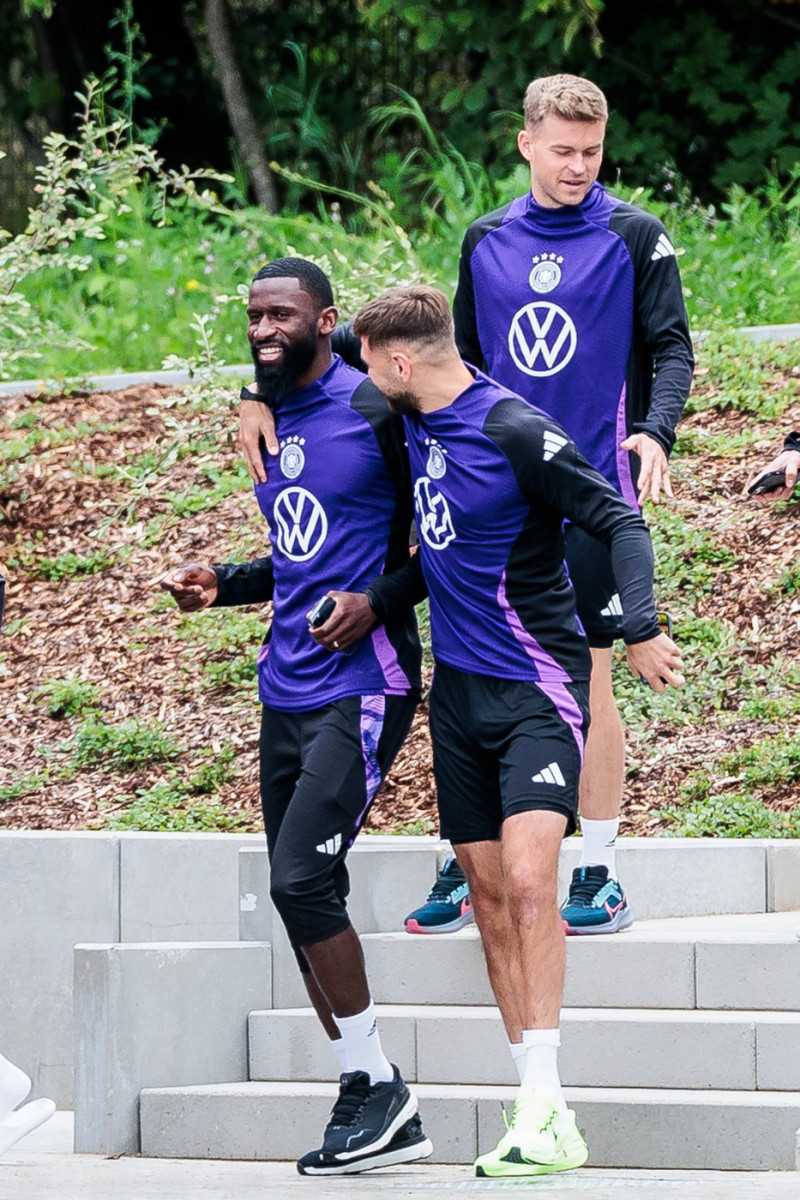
[251,333,318,403]
[384,390,420,417]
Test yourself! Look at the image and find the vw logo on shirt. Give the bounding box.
[508,302,577,377]
[273,486,328,561]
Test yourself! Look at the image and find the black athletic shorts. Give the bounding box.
[429,662,589,845]
[259,692,418,964]
[564,523,624,649]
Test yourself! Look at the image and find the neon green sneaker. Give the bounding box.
[474,1087,588,1178]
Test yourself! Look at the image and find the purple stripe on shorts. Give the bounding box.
[497,572,585,763]
[615,382,640,510]
[350,693,387,844]
[371,625,411,693]
[257,644,269,665]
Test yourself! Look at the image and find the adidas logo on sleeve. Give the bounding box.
[543,430,568,461]
[650,233,676,262]
[531,761,566,787]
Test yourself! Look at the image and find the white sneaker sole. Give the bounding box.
[299,1135,433,1175]
[0,1098,56,1156]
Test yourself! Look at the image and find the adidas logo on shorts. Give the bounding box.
[316,833,342,856]
[531,761,566,786]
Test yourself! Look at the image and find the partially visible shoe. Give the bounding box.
[404,856,473,934]
[297,1112,432,1175]
[0,1098,57,1157]
[474,1087,588,1178]
[0,1057,31,1122]
[561,865,633,935]
[297,1066,420,1176]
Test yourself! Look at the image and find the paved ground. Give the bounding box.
[2,1115,797,1200]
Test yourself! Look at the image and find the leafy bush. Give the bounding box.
[34,676,100,719]
[68,717,181,771]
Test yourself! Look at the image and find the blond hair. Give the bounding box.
[523,74,608,131]
[353,286,454,351]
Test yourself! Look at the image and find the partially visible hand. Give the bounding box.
[626,632,685,693]
[620,433,673,507]
[239,394,278,485]
[310,591,377,653]
[746,448,800,504]
[159,564,218,612]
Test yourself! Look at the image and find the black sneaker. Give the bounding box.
[296,1066,422,1175]
[404,856,473,934]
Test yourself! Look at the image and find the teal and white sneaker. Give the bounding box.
[474,1087,588,1178]
[561,865,633,935]
[404,857,473,934]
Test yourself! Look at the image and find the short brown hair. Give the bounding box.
[353,286,453,350]
[523,74,607,131]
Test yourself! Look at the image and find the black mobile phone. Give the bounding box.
[307,595,335,628]
[747,470,787,496]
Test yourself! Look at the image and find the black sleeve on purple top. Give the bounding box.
[610,205,694,456]
[484,399,661,645]
[452,205,509,367]
[212,557,275,607]
[365,551,427,624]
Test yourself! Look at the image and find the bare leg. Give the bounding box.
[301,925,371,1020]
[456,809,566,1042]
[300,966,339,1041]
[454,839,522,1041]
[579,647,624,820]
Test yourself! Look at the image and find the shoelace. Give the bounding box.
[427,865,466,902]
[329,1072,373,1126]
[568,869,607,906]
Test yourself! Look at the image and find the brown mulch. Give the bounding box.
[0,373,798,835]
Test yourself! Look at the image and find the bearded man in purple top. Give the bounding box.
[161,259,432,1176]
[352,285,685,1178]
[449,74,694,935]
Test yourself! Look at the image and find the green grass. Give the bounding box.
[8,162,800,382]
[8,547,124,581]
[104,747,247,831]
[177,609,266,690]
[657,731,800,837]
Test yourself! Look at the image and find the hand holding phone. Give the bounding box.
[307,595,336,628]
[747,470,787,496]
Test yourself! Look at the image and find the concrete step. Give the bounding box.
[139,1081,800,1169]
[248,1004,800,1091]
[239,838,800,940]
[358,915,800,1010]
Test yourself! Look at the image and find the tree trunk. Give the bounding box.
[204,0,279,212]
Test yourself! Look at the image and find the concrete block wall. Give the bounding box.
[74,942,271,1155]
[0,831,260,1106]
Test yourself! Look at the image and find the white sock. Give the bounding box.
[331,1038,347,1074]
[509,1041,526,1084]
[332,1001,394,1084]
[0,1056,30,1122]
[520,1029,567,1115]
[579,816,619,878]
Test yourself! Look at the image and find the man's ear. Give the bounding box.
[319,306,338,336]
[390,349,413,382]
[517,127,533,163]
